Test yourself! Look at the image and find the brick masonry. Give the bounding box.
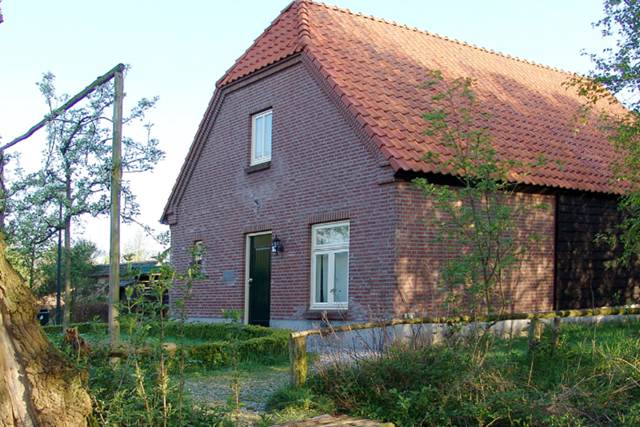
[394,184,556,317]
[169,56,557,329]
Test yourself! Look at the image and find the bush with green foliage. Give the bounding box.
[88,342,230,427]
[188,329,290,369]
[151,321,284,342]
[573,0,640,265]
[413,70,549,365]
[42,243,291,426]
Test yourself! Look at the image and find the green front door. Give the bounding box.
[248,233,271,327]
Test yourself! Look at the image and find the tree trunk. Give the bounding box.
[0,150,6,231]
[63,216,71,331]
[0,233,91,426]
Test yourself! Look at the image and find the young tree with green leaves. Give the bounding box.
[6,70,164,329]
[413,71,547,360]
[575,0,640,264]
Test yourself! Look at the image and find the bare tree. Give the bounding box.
[123,230,154,262]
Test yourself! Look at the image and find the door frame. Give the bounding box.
[244,231,272,325]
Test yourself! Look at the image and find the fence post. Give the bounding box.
[289,335,307,387]
[528,318,542,353]
[551,315,562,351]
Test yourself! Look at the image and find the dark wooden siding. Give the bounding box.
[555,194,640,309]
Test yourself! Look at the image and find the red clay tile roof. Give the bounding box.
[219,0,624,193]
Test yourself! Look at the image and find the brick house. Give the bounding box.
[162,0,639,330]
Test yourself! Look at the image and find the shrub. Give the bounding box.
[188,329,290,369]
[102,320,279,342]
[88,342,230,427]
[188,341,231,368]
[159,322,280,341]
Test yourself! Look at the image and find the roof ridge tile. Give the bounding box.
[296,0,312,46]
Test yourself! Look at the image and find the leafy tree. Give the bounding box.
[32,238,100,298]
[576,0,640,264]
[4,192,58,286]
[413,71,547,361]
[6,70,164,328]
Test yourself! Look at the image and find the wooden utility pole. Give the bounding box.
[108,66,124,344]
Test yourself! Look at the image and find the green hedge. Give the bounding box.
[157,322,280,341]
[188,331,290,369]
[43,322,107,335]
[44,321,291,369]
[44,322,285,342]
[188,341,230,367]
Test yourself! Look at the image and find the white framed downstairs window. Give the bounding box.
[251,110,272,165]
[311,221,349,309]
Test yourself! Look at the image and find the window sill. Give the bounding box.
[305,309,348,321]
[245,161,271,174]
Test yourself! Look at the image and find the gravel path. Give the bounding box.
[185,365,290,423]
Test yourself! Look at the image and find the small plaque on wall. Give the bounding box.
[223,270,235,281]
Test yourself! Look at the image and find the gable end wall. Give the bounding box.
[170,61,399,329]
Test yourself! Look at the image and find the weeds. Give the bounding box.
[266,386,335,422]
[275,319,640,427]
[223,309,247,427]
[63,246,231,427]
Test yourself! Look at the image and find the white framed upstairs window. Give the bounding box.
[251,110,272,165]
[311,221,350,309]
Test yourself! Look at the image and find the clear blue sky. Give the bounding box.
[0,0,611,255]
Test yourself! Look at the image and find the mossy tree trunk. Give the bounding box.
[0,235,91,426]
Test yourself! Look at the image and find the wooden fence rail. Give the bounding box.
[288,306,640,387]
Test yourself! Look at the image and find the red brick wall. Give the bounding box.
[169,58,398,325]
[393,183,556,317]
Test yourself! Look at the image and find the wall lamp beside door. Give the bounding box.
[272,234,285,256]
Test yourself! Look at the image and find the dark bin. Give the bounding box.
[37,308,50,326]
